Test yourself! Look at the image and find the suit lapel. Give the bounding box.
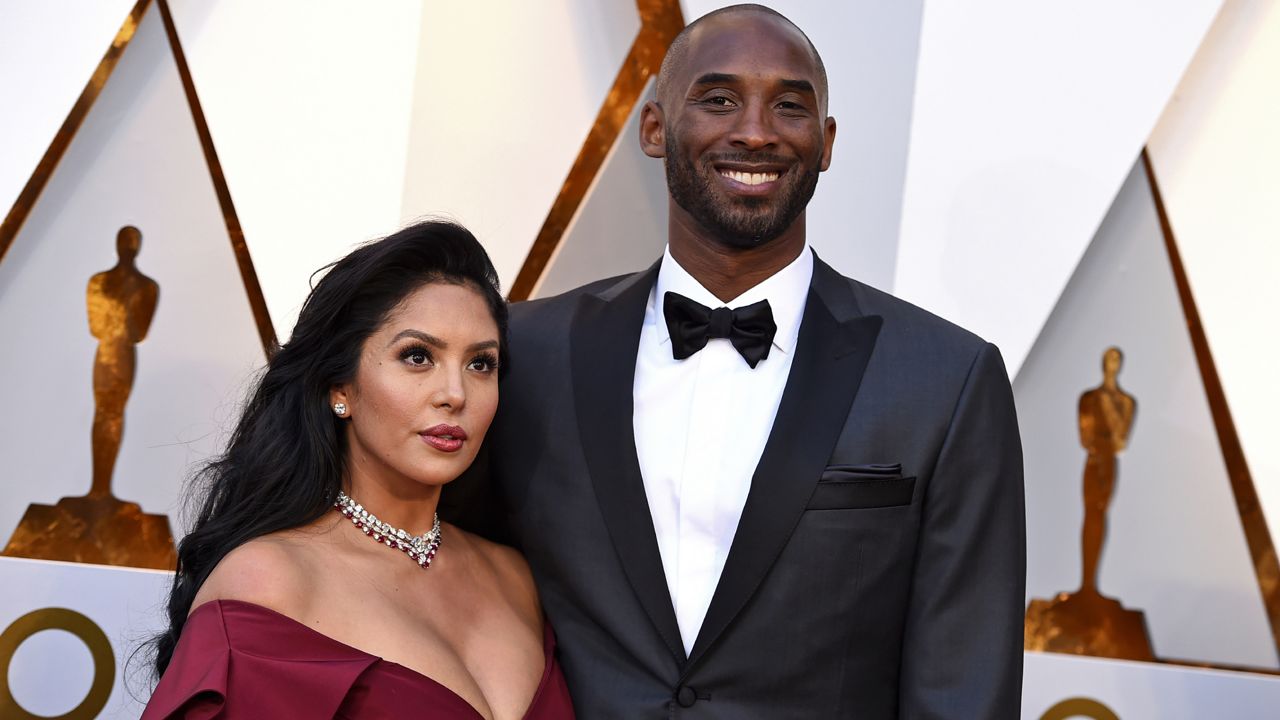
[570,262,686,664]
[684,257,883,672]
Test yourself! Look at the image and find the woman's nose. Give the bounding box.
[430,369,466,411]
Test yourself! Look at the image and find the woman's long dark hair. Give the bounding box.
[149,220,507,678]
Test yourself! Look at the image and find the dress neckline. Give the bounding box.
[190,598,555,720]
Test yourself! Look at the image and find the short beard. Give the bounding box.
[665,136,820,249]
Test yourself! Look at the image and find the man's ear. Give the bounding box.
[639,100,666,158]
[819,116,837,172]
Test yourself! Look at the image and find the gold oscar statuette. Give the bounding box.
[3,226,177,570]
[1025,346,1156,661]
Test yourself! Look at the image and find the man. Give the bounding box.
[484,5,1025,717]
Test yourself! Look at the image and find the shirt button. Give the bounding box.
[676,685,698,708]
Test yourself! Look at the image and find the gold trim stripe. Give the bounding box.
[509,0,684,301]
[1142,147,1280,660]
[156,0,278,356]
[1156,655,1280,676]
[0,0,153,264]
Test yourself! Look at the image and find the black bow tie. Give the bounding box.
[663,291,777,369]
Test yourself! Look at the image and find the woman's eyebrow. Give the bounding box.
[387,329,444,348]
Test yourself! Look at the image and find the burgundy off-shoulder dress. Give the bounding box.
[143,600,574,719]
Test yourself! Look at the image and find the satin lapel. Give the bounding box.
[570,263,686,663]
[684,258,883,673]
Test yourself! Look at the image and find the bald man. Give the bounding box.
[475,5,1025,717]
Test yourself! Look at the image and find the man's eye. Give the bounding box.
[704,96,735,107]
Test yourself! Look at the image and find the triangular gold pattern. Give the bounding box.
[0,0,275,356]
[1142,148,1280,659]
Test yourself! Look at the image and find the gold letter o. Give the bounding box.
[1041,696,1121,720]
[0,608,115,720]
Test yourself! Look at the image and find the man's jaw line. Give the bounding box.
[666,183,806,251]
[666,199,809,302]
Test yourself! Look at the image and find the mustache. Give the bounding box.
[702,152,792,166]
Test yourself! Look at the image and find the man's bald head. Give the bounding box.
[655,4,829,113]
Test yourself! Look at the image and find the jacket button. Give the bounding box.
[676,685,698,708]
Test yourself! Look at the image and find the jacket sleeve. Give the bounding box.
[898,342,1026,718]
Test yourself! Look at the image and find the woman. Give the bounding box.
[144,221,573,718]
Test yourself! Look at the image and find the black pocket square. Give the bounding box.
[808,464,915,510]
[820,463,903,482]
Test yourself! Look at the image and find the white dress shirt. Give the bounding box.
[633,245,813,655]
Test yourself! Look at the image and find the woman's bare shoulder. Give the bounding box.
[189,533,319,617]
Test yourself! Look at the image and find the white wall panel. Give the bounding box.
[1023,651,1280,719]
[682,0,924,291]
[0,3,265,543]
[401,0,638,294]
[0,0,136,231]
[896,0,1222,376]
[0,558,169,719]
[1147,0,1280,557]
[167,0,423,339]
[1016,159,1275,668]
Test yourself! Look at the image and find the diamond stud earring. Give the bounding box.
[333,402,347,417]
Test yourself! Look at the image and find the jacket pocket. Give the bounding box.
[807,472,916,510]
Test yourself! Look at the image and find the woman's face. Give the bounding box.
[332,281,500,492]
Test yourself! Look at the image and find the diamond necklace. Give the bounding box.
[334,490,441,569]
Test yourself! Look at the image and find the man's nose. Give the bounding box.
[729,101,778,150]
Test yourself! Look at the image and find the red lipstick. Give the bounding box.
[420,424,467,453]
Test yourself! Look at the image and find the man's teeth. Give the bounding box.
[721,170,779,186]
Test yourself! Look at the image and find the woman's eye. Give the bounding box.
[468,355,498,373]
[401,347,432,367]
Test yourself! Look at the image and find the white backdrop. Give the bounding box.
[1147,0,1280,571]
[894,0,1223,378]
[0,0,135,232]
[167,0,423,340]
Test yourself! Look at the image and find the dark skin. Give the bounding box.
[640,12,837,302]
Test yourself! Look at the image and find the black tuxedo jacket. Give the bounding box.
[473,253,1024,718]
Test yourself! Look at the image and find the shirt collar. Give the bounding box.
[653,243,813,356]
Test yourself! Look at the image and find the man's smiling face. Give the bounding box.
[655,12,835,249]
